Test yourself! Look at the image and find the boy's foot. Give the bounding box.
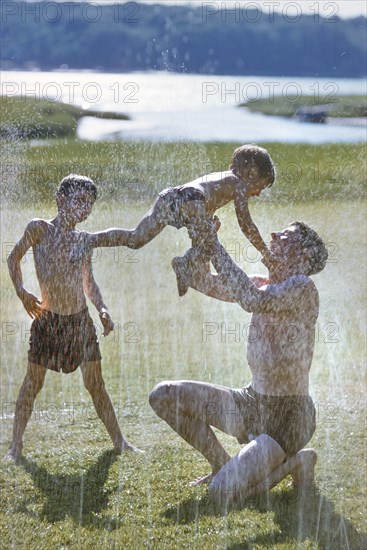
[115,441,145,454]
[3,445,22,463]
[172,257,189,297]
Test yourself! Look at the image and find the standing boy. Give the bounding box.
[5,174,142,461]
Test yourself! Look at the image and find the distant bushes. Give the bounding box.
[1,2,366,77]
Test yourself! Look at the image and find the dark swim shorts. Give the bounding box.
[154,186,206,229]
[28,308,101,373]
[230,385,316,456]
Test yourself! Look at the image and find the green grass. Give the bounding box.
[0,139,366,205]
[242,95,367,118]
[0,141,366,548]
[0,96,129,139]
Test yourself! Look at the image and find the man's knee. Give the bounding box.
[149,381,174,413]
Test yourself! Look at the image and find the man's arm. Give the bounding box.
[188,268,237,303]
[82,255,114,336]
[211,238,315,314]
[7,219,45,318]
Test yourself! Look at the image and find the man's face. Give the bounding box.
[270,225,301,258]
[64,190,95,224]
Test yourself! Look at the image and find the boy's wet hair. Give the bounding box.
[291,221,328,275]
[56,174,97,200]
[230,144,276,185]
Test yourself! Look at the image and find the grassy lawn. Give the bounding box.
[0,140,366,548]
[1,139,365,204]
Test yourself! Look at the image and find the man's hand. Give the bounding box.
[212,215,221,232]
[99,308,114,336]
[200,220,220,258]
[18,289,43,319]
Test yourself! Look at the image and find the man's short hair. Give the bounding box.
[291,221,328,275]
[229,144,276,185]
[56,174,97,200]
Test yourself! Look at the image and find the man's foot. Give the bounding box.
[188,473,213,487]
[172,257,189,297]
[291,449,317,488]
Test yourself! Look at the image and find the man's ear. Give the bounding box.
[56,193,66,209]
[299,247,313,274]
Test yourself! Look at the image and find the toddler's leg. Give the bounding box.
[172,203,217,296]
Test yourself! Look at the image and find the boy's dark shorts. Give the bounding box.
[230,385,316,456]
[154,186,206,229]
[28,308,101,374]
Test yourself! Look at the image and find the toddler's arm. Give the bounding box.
[234,193,271,260]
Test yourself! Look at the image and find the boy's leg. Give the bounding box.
[149,380,245,484]
[81,361,143,453]
[5,362,47,461]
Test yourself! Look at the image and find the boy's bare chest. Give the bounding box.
[34,230,84,269]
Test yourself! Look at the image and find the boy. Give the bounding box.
[83,145,276,296]
[5,174,142,461]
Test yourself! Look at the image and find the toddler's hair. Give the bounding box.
[230,145,276,184]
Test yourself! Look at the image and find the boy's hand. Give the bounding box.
[18,289,43,319]
[99,308,114,336]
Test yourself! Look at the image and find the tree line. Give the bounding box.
[1,1,366,77]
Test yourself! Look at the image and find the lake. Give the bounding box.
[1,70,366,143]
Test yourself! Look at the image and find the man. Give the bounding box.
[149,221,328,494]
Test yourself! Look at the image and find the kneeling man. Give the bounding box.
[149,221,328,503]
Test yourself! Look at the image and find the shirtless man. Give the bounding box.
[5,174,141,461]
[149,221,328,489]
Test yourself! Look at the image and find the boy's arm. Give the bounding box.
[87,229,135,249]
[82,255,114,336]
[234,191,269,257]
[7,220,45,318]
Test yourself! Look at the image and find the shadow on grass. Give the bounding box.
[163,485,367,549]
[19,450,119,528]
